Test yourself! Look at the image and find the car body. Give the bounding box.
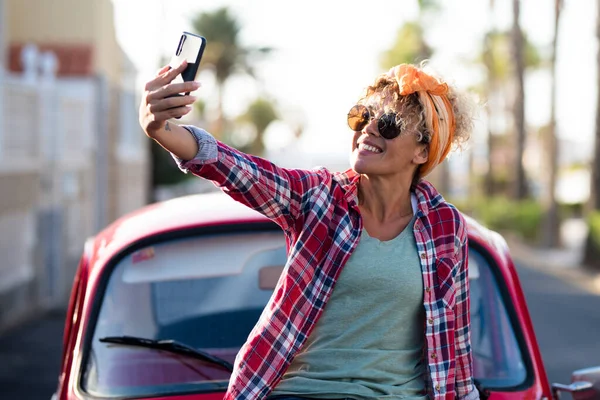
[53,191,600,400]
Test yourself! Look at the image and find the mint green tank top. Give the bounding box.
[271,215,428,399]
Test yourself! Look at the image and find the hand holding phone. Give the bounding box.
[169,32,206,96]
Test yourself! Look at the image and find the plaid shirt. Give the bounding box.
[175,126,478,400]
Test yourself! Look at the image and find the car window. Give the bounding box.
[468,248,528,388]
[82,230,287,398]
[82,231,527,398]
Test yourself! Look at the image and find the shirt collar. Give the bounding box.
[340,169,443,217]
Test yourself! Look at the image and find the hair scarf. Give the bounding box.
[387,64,456,177]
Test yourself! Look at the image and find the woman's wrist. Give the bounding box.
[150,121,199,161]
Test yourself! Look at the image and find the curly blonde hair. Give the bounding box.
[358,63,474,153]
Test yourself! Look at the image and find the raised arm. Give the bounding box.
[139,62,201,161]
[138,62,327,233]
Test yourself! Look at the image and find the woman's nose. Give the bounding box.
[363,116,380,137]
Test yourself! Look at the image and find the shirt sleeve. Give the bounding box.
[454,215,479,400]
[170,125,328,232]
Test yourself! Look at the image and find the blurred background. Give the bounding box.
[0,0,599,398]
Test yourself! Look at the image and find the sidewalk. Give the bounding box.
[505,219,600,296]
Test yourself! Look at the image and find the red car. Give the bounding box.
[53,191,600,400]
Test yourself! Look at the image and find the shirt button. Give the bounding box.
[428,318,434,324]
[425,287,431,293]
[435,384,441,391]
[420,253,426,259]
[431,353,437,359]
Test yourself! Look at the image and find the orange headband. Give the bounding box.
[387,64,456,177]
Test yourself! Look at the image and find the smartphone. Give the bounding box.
[169,31,206,96]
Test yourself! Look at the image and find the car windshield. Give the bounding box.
[82,229,528,398]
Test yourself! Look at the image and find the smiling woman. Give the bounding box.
[348,63,473,182]
[138,61,479,400]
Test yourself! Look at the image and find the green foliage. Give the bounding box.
[194,99,206,120]
[240,98,278,134]
[584,211,600,270]
[237,97,279,155]
[380,22,432,69]
[191,7,272,83]
[479,30,543,81]
[588,211,600,248]
[192,7,241,84]
[417,0,440,12]
[190,7,273,142]
[454,196,544,243]
[150,140,191,187]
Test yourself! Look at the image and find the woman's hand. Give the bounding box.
[139,61,200,139]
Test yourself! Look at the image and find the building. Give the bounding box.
[0,0,149,331]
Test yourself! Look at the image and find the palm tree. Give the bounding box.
[583,0,600,269]
[477,29,541,197]
[191,7,271,140]
[483,30,497,197]
[512,0,528,200]
[237,97,279,156]
[594,0,600,212]
[542,0,563,248]
[483,0,497,197]
[380,22,432,68]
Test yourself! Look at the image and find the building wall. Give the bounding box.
[6,0,121,86]
[0,0,5,158]
[0,170,39,329]
[4,0,149,227]
[0,74,99,330]
[6,0,94,43]
[0,0,5,68]
[92,0,122,86]
[0,0,149,331]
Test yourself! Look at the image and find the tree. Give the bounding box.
[594,0,600,213]
[542,0,563,248]
[512,0,528,200]
[583,0,600,270]
[483,30,497,197]
[478,29,541,197]
[380,22,432,68]
[237,97,279,156]
[191,7,271,140]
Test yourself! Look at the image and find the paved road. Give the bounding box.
[514,262,600,387]
[0,264,598,400]
[0,310,65,400]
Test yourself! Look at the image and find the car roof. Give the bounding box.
[89,190,509,270]
[90,192,271,261]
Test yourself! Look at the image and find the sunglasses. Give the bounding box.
[347,104,402,140]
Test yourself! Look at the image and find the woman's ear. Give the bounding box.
[413,144,428,165]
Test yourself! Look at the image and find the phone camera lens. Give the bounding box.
[176,34,187,56]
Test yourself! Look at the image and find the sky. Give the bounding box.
[111,0,597,168]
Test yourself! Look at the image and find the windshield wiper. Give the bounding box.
[99,335,234,372]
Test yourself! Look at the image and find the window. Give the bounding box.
[469,248,528,388]
[82,230,287,398]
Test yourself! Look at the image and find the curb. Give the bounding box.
[505,236,600,296]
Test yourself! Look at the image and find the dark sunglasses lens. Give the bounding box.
[347,105,369,131]
[378,113,400,139]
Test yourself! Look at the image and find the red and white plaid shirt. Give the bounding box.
[176,126,478,400]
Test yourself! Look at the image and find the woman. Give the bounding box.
[139,61,478,400]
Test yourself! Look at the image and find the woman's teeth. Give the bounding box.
[359,143,382,153]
